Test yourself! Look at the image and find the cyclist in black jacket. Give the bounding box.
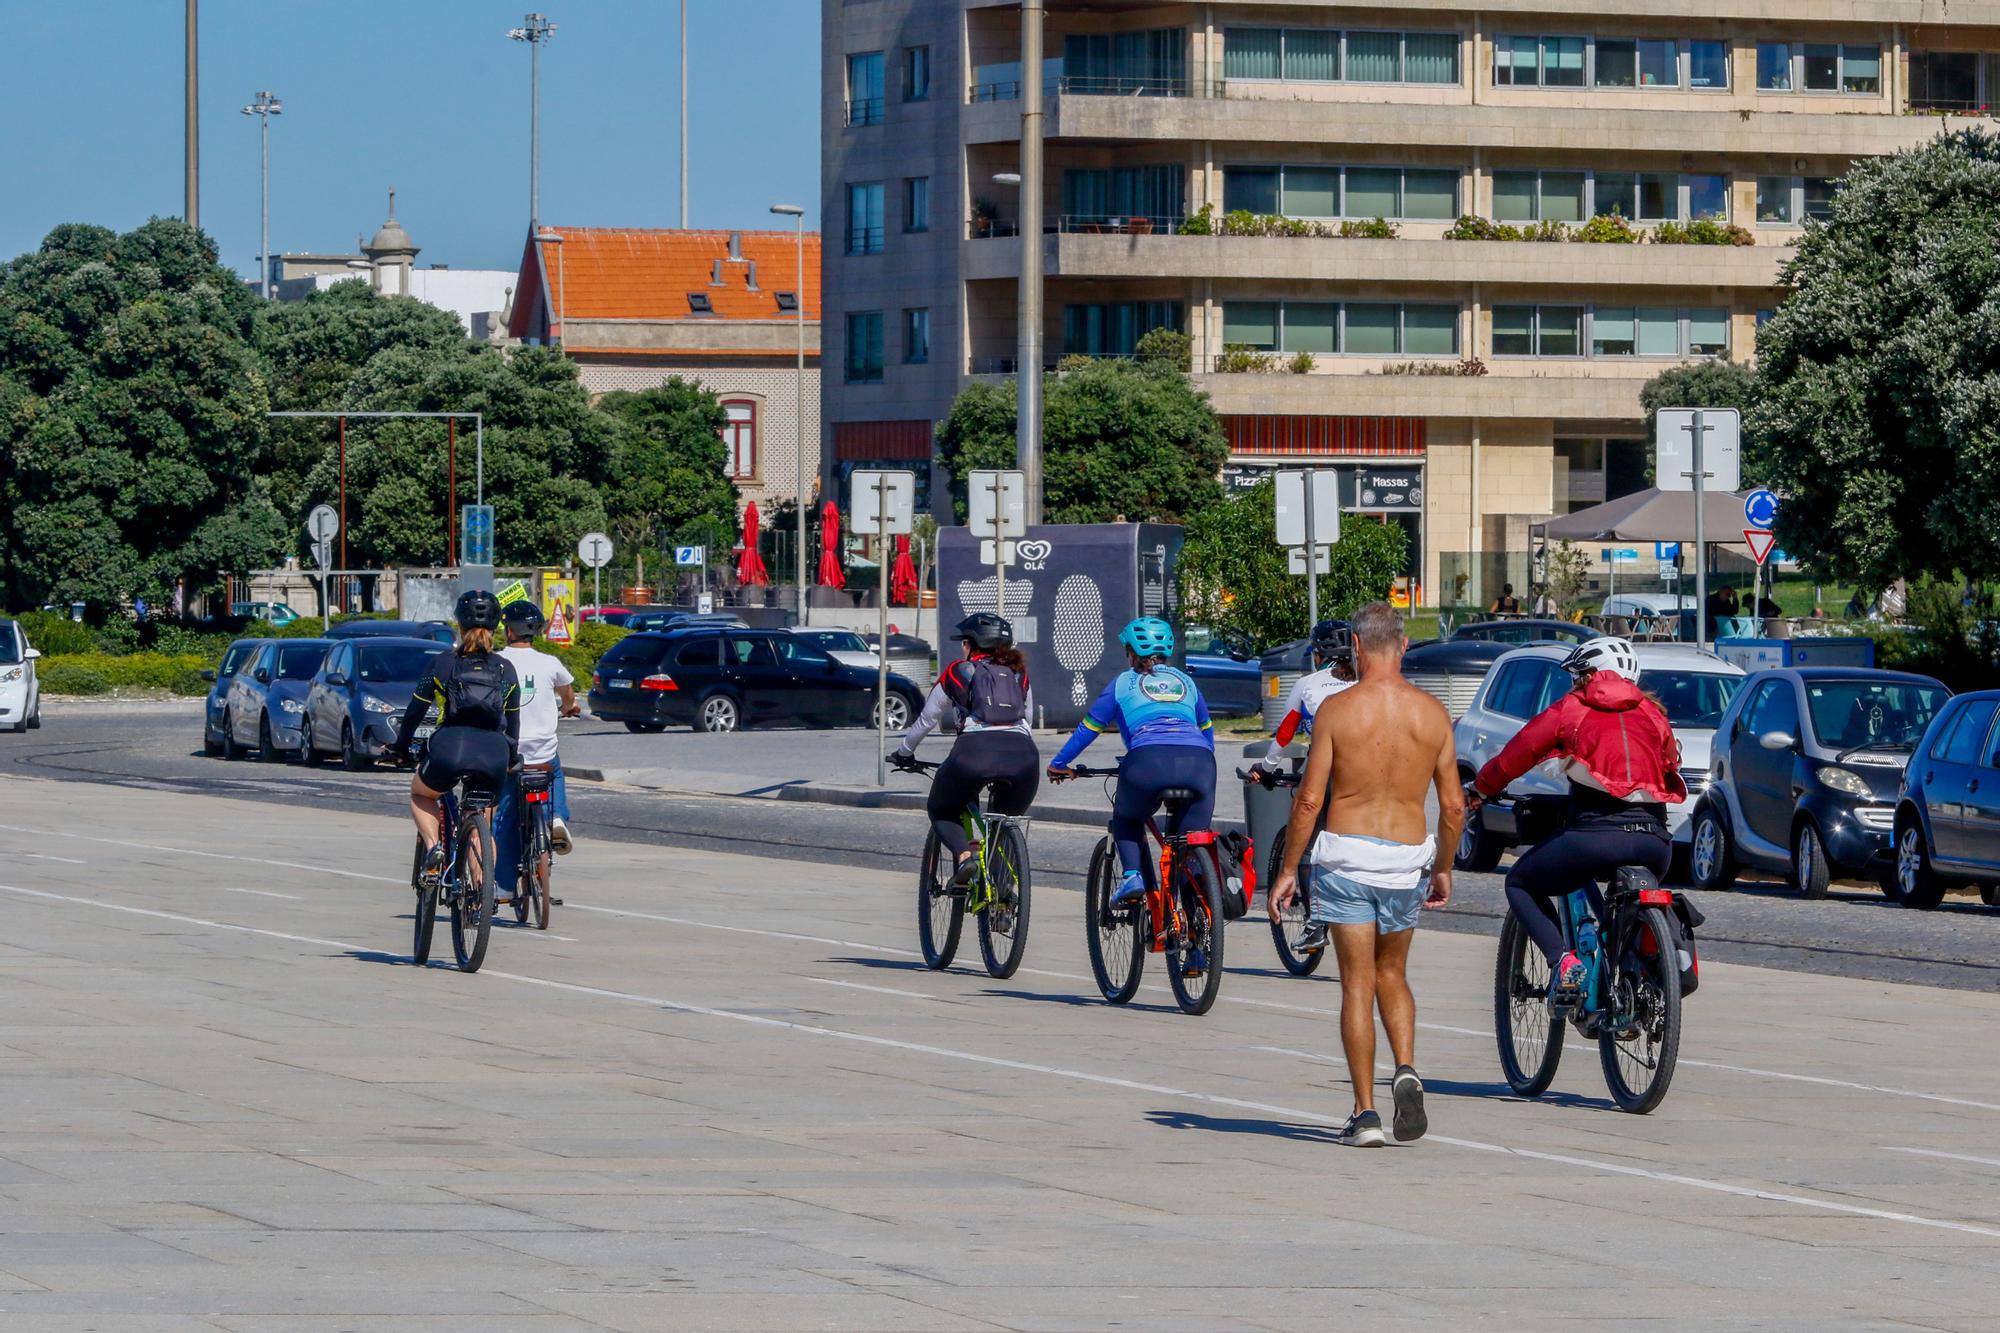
[393,590,521,886]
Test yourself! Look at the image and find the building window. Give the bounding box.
[903,308,930,364]
[1493,170,1586,222]
[1593,171,1677,221]
[846,312,884,383]
[1062,28,1188,96]
[1220,163,1458,221]
[1494,305,1728,358]
[903,177,930,233]
[1803,176,1837,222]
[1062,301,1183,357]
[719,400,757,479]
[1686,174,1728,221]
[1756,176,1795,225]
[1223,28,1458,86]
[1501,36,1743,91]
[1495,34,1586,87]
[1062,164,1186,228]
[1497,169,1730,224]
[1756,42,1792,90]
[902,45,930,102]
[845,52,885,125]
[1688,40,1729,89]
[1593,38,1677,88]
[1787,42,1879,94]
[1220,300,1459,356]
[846,182,884,254]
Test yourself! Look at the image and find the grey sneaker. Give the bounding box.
[1334,1110,1387,1148]
[1391,1065,1428,1143]
[1294,920,1329,954]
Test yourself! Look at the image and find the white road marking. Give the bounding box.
[0,823,404,884]
[218,886,304,901]
[2,878,1998,1243]
[17,852,86,864]
[1881,1146,2000,1170]
[806,977,935,1001]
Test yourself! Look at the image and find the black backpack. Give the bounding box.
[444,652,510,728]
[944,659,1026,727]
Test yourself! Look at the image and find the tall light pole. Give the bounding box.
[508,13,557,230]
[771,204,808,625]
[680,0,690,228]
[1017,0,1046,523]
[241,91,282,298]
[184,0,199,229]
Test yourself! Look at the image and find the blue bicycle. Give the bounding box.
[1495,863,1687,1114]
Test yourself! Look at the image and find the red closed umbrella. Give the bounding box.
[817,498,847,591]
[737,502,771,587]
[891,534,919,605]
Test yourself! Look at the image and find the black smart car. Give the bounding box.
[590,627,924,734]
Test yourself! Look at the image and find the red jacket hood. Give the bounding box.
[1578,673,1647,713]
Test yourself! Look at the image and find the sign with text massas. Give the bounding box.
[938,523,1184,730]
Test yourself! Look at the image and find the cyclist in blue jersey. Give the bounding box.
[1048,617,1217,910]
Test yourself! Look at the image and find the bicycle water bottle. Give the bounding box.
[1573,908,1601,1010]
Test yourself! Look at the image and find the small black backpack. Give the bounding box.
[445,652,510,728]
[944,659,1027,727]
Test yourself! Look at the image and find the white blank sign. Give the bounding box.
[1275,470,1340,548]
[851,470,916,536]
[967,470,1027,541]
[1655,408,1741,493]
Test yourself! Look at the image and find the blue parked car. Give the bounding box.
[1892,688,2000,910]
[219,639,331,761]
[1184,623,1262,718]
[200,638,267,757]
[326,619,455,645]
[300,636,443,770]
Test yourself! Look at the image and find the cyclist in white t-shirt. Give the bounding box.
[1260,619,1356,769]
[495,601,580,901]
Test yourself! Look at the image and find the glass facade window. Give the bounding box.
[846,52,885,125]
[1403,169,1459,219]
[846,182,884,254]
[1220,301,1459,356]
[1757,176,1795,224]
[1539,307,1582,357]
[1803,176,1837,222]
[1803,43,1839,91]
[903,308,930,364]
[1594,172,1675,221]
[1344,303,1399,353]
[1757,42,1792,90]
[1689,40,1729,89]
[1493,171,1538,222]
[1224,27,1281,80]
[845,312,884,383]
[1495,171,1588,222]
[1064,29,1187,95]
[1545,35,1586,86]
[1591,307,1636,357]
[1542,172,1587,222]
[1284,28,1340,81]
[1284,166,1340,218]
[1286,303,1339,354]
[1403,304,1459,355]
[1842,45,1881,93]
[1687,310,1730,355]
[903,45,930,101]
[1637,308,1681,356]
[1686,174,1728,221]
[1492,306,1536,357]
[1638,39,1678,87]
[1495,35,1540,86]
[1064,301,1184,356]
[1226,27,1456,85]
[1345,31,1402,82]
[1221,164,1456,221]
[903,177,929,233]
[721,401,756,479]
[1497,306,1728,358]
[1405,32,1460,84]
[1594,39,1638,87]
[1222,301,1279,350]
[1345,167,1400,218]
[1063,165,1186,226]
[1223,167,1281,215]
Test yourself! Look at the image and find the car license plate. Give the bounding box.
[415,724,436,740]
[608,678,635,689]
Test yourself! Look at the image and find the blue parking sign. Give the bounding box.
[1655,542,1681,561]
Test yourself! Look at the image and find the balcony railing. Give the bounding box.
[845,97,885,127]
[970,79,1021,103]
[845,227,886,255]
[1907,97,1997,114]
[1058,73,1192,98]
[965,214,1187,240]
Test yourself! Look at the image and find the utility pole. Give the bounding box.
[184,0,199,230]
[241,92,282,297]
[509,13,557,230]
[771,205,809,625]
[1016,0,1045,523]
[680,0,690,228]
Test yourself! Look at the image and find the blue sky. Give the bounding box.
[7,0,821,280]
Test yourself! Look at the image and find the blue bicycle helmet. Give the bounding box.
[1118,616,1176,659]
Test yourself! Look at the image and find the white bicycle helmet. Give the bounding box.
[1560,635,1641,682]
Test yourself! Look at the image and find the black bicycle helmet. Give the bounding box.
[954,612,1014,651]
[454,588,503,631]
[501,600,546,634]
[1310,619,1354,663]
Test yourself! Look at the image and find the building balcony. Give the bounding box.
[962,229,1790,290]
[964,91,1987,158]
[1189,365,1663,423]
[963,0,2000,20]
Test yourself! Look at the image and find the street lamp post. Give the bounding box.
[185,0,200,230]
[771,204,808,625]
[240,91,282,298]
[680,0,690,228]
[507,13,557,229]
[1017,0,1045,523]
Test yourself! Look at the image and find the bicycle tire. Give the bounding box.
[1494,914,1564,1097]
[411,837,437,965]
[1264,839,1325,977]
[530,810,553,931]
[1166,846,1225,1016]
[450,813,496,973]
[1083,836,1143,1004]
[916,831,964,970]
[1599,905,1683,1114]
[976,821,1032,980]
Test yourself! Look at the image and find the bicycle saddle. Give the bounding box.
[1159,786,1199,807]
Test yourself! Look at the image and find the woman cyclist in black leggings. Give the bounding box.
[393,589,521,886]
[891,613,1039,888]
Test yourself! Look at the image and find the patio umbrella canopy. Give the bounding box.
[1536,488,1755,548]
[891,534,919,605]
[737,502,771,587]
[817,499,847,590]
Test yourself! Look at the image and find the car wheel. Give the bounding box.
[1454,796,1506,873]
[1981,883,2000,908]
[258,714,282,763]
[1689,804,1736,891]
[1793,820,1832,900]
[203,721,222,757]
[1891,812,1948,910]
[25,699,37,730]
[872,692,914,732]
[339,722,368,772]
[697,693,740,734]
[624,721,668,734]
[220,711,243,761]
[301,720,325,766]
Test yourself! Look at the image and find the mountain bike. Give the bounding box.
[1238,765,1327,977]
[510,764,556,930]
[1494,860,1687,1114]
[409,777,498,973]
[1068,764,1225,1016]
[896,757,1032,979]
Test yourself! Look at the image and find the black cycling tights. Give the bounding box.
[1504,824,1671,967]
[928,732,1041,858]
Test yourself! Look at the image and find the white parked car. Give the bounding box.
[1452,642,1746,871]
[0,618,43,733]
[1598,593,1695,619]
[788,628,880,671]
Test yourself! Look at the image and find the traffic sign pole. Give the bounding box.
[1693,410,1707,651]
[878,482,891,788]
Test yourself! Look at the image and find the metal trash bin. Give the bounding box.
[1241,740,1306,860]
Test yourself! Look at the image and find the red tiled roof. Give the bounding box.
[510,227,820,337]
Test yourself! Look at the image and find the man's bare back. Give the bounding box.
[1313,673,1456,846]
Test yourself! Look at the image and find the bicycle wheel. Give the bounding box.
[529,810,553,931]
[1083,836,1144,1004]
[1165,846,1225,1016]
[916,831,964,970]
[450,813,496,973]
[1494,914,1564,1097]
[976,821,1032,979]
[411,837,437,965]
[1599,906,1683,1114]
[1265,839,1325,977]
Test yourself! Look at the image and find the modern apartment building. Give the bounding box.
[823,1,1998,601]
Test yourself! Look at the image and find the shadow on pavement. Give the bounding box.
[827,954,933,973]
[983,987,1179,1015]
[1419,1076,1617,1112]
[1144,1109,1347,1144]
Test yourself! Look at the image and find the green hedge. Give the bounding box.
[15,611,103,657]
[541,621,628,682]
[37,652,211,697]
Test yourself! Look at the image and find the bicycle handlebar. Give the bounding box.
[1235,765,1300,790]
[1061,764,1123,778]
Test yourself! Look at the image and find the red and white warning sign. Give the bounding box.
[1744,530,1778,565]
[545,602,573,645]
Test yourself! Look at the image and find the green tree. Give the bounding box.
[1749,129,2000,586]
[1178,477,1408,644]
[936,359,1229,523]
[0,219,277,612]
[595,378,739,581]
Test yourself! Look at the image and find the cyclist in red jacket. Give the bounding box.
[1471,637,1685,999]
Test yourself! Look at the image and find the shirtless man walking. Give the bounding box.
[1269,601,1463,1146]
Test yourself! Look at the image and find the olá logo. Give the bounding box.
[1017,538,1052,571]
